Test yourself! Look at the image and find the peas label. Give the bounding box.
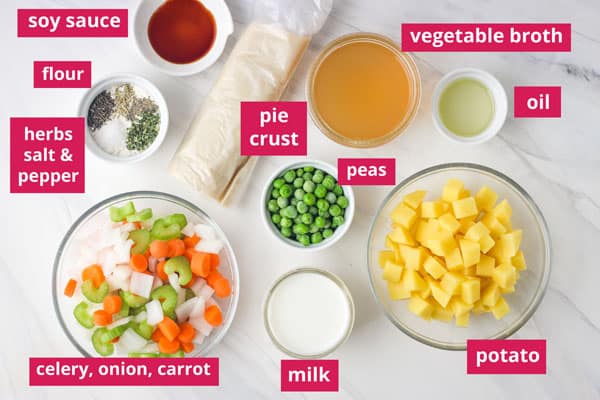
[240,101,307,156]
[337,158,396,186]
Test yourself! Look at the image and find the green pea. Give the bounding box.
[310,224,320,233]
[333,215,345,227]
[297,234,310,246]
[273,178,285,189]
[293,223,309,235]
[337,196,349,209]
[277,197,289,208]
[279,184,292,198]
[312,172,324,183]
[309,206,319,215]
[324,219,332,228]
[323,175,336,190]
[326,192,337,204]
[294,217,302,225]
[272,214,282,225]
[303,180,316,193]
[281,227,292,237]
[333,184,343,196]
[301,213,313,224]
[329,204,342,217]
[296,168,304,177]
[303,193,316,206]
[318,209,330,218]
[315,216,325,228]
[323,229,334,238]
[283,170,296,183]
[281,217,292,228]
[294,188,305,201]
[311,232,323,244]
[317,199,329,211]
[291,198,298,206]
[271,188,281,198]
[284,206,297,219]
[293,177,304,188]
[296,201,308,214]
[314,185,327,198]
[267,199,279,213]
[303,166,315,172]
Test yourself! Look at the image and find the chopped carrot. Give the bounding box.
[168,239,186,258]
[158,337,181,354]
[144,249,151,259]
[82,264,105,288]
[205,305,223,327]
[206,270,222,288]
[209,253,220,269]
[130,253,148,272]
[156,260,168,281]
[181,341,194,353]
[183,234,200,248]
[157,317,181,342]
[103,295,122,315]
[183,275,197,289]
[191,253,211,278]
[184,247,197,262]
[63,279,77,297]
[151,327,164,343]
[213,277,231,298]
[93,310,112,326]
[133,222,142,230]
[177,322,196,343]
[150,240,169,259]
[111,337,120,343]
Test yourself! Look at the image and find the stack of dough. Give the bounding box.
[169,23,310,204]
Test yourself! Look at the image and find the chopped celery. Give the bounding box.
[117,295,130,318]
[159,350,184,358]
[132,320,154,340]
[150,218,181,240]
[81,279,109,303]
[163,213,187,229]
[100,322,130,342]
[121,290,149,308]
[73,301,94,329]
[151,285,177,315]
[126,208,153,222]
[109,201,136,222]
[185,288,196,301]
[130,306,146,316]
[164,256,192,285]
[129,229,151,254]
[128,352,158,358]
[92,328,114,356]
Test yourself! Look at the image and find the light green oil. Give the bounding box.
[438,78,494,137]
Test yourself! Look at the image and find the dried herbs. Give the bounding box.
[126,110,161,151]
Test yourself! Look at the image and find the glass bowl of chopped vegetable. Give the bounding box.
[53,191,239,357]
[367,163,551,350]
[261,159,355,251]
[79,74,169,163]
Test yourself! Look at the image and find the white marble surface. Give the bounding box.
[1,0,599,398]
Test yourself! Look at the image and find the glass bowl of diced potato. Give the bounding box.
[367,163,551,350]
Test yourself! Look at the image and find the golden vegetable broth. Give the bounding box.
[313,41,412,141]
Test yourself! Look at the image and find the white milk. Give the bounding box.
[266,270,353,357]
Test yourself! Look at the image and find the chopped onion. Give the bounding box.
[107,316,132,330]
[142,342,159,353]
[134,311,148,323]
[189,316,213,336]
[189,297,206,319]
[119,328,147,352]
[175,298,198,323]
[113,265,132,281]
[168,273,182,292]
[120,222,136,233]
[181,223,196,237]
[105,274,129,292]
[194,224,216,240]
[205,297,218,309]
[99,249,117,276]
[192,333,205,345]
[198,285,214,301]
[146,300,164,325]
[195,239,223,254]
[114,239,134,263]
[152,276,163,290]
[129,271,154,298]
[148,256,158,273]
[189,278,207,296]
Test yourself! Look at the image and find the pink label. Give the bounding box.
[467,340,546,374]
[240,101,307,156]
[337,158,396,186]
[10,117,85,193]
[33,61,91,88]
[29,357,219,386]
[281,360,338,392]
[402,23,571,52]
[514,86,561,118]
[18,9,128,37]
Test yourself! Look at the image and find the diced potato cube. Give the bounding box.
[501,230,523,259]
[455,311,470,327]
[378,250,395,268]
[476,254,496,277]
[482,282,501,307]
[459,239,481,267]
[491,296,510,319]
[465,222,490,241]
[438,212,460,234]
[432,306,454,322]
[442,178,465,202]
[424,233,457,257]
[388,226,416,246]
[385,234,399,250]
[403,270,428,292]
[408,295,434,320]
[403,190,427,210]
[414,219,432,244]
[390,203,418,229]
[423,256,447,279]
[452,197,478,219]
[430,281,452,308]
[382,261,404,282]
[472,300,487,314]
[421,201,445,218]
[449,297,473,316]
[492,199,512,225]
[441,272,464,295]
[479,234,496,254]
[400,245,426,270]
[480,213,507,238]
[444,247,464,271]
[458,189,471,199]
[501,285,515,294]
[512,250,527,271]
[475,186,498,212]
[388,280,411,300]
[461,279,481,304]
[419,284,432,299]
[492,263,517,289]
[464,265,477,276]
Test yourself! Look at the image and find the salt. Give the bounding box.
[91,117,137,157]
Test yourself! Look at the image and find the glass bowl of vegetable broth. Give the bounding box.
[53,191,239,357]
[367,163,551,350]
[261,160,355,251]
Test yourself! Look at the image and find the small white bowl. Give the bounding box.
[133,0,233,76]
[78,74,169,163]
[261,160,355,252]
[432,68,507,145]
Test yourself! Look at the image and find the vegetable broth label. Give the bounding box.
[514,86,561,118]
[466,339,546,374]
[33,61,92,88]
[240,101,307,156]
[337,158,396,186]
[29,357,219,386]
[402,23,571,52]
[17,9,128,37]
[10,117,85,193]
[281,360,339,392]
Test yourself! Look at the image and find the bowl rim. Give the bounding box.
[366,162,552,350]
[260,159,355,251]
[52,190,240,357]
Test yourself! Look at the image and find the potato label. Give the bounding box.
[467,339,546,374]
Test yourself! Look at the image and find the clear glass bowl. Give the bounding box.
[367,163,551,350]
[52,191,239,357]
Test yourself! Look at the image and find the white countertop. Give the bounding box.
[1,0,599,398]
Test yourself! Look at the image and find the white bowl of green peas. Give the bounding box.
[262,160,355,251]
